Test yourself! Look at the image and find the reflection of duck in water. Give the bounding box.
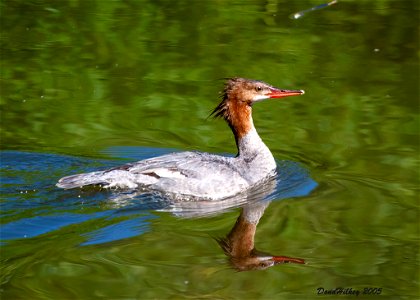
[218,201,305,271]
[57,78,304,200]
[101,161,314,270]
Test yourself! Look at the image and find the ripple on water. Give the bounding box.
[0,149,317,244]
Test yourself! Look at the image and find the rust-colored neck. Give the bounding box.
[226,100,253,146]
[211,95,254,150]
[223,214,257,258]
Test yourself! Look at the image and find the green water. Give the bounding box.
[1,0,419,299]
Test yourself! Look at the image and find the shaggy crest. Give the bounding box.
[210,77,265,120]
[210,78,239,121]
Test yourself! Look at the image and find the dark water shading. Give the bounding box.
[0,149,316,243]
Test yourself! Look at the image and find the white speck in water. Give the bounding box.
[78,195,81,198]
[374,48,380,52]
[292,13,301,19]
[40,95,44,99]
[184,280,189,285]
[22,99,26,103]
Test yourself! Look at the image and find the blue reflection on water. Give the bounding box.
[0,148,317,244]
[81,216,154,246]
[1,212,109,240]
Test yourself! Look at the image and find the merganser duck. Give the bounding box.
[57,78,304,200]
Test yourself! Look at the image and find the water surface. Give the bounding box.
[1,0,419,299]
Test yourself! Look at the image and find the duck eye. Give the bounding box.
[256,86,263,92]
